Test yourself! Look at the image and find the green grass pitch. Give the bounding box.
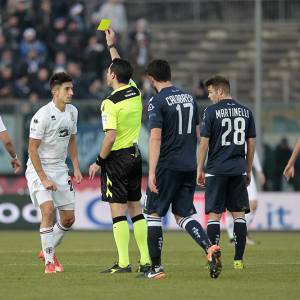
[0,231,299,300]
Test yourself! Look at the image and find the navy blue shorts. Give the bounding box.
[205,175,250,214]
[143,166,197,217]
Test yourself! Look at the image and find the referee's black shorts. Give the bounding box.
[101,147,142,203]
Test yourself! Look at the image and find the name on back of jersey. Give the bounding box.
[165,94,194,106]
[215,107,250,119]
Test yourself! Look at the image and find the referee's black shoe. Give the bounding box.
[100,262,132,273]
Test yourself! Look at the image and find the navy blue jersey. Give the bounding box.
[200,99,256,176]
[148,86,199,171]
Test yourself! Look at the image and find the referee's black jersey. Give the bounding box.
[200,99,256,176]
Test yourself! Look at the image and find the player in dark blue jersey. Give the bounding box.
[137,59,222,279]
[197,74,256,270]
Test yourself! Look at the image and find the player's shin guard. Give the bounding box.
[226,213,234,239]
[207,220,220,246]
[147,215,163,267]
[233,217,247,260]
[178,216,212,254]
[53,221,70,250]
[112,216,130,267]
[131,214,150,265]
[40,226,54,264]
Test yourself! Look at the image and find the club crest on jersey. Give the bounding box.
[70,112,74,121]
[148,104,155,111]
[33,179,39,188]
[33,119,39,124]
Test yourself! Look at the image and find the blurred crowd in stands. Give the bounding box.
[0,0,154,105]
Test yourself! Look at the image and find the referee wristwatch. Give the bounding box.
[107,44,116,51]
[11,154,18,160]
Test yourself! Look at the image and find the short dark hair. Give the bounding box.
[49,72,74,90]
[203,75,231,95]
[145,59,171,82]
[110,58,133,84]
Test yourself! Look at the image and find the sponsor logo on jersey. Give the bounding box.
[51,115,56,121]
[33,119,39,124]
[70,112,74,121]
[58,126,70,138]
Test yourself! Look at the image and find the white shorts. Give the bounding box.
[247,170,258,201]
[26,166,76,209]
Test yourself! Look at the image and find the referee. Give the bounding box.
[89,28,150,274]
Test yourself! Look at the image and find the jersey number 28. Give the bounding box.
[222,117,245,146]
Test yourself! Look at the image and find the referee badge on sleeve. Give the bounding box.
[102,114,108,126]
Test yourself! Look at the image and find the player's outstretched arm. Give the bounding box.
[0,130,21,173]
[105,28,121,60]
[68,134,82,184]
[284,138,300,181]
[28,138,57,191]
[197,137,209,188]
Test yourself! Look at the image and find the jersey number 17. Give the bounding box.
[176,103,194,134]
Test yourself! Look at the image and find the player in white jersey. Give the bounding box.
[0,116,21,173]
[226,146,265,245]
[25,72,82,273]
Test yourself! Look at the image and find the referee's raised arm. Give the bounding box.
[105,28,121,60]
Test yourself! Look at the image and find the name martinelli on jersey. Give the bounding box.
[215,108,250,119]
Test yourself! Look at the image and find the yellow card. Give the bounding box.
[97,19,111,31]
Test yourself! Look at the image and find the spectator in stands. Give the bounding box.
[49,32,74,59]
[98,0,127,48]
[17,49,46,79]
[52,51,67,74]
[88,12,102,38]
[31,68,51,99]
[69,3,84,32]
[34,0,56,40]
[82,35,105,81]
[12,74,31,99]
[0,50,14,72]
[19,28,47,60]
[0,34,12,56]
[128,18,150,50]
[66,62,93,99]
[195,80,209,101]
[13,0,33,29]
[6,0,33,15]
[89,78,107,100]
[28,91,39,102]
[66,19,86,61]
[0,67,15,99]
[2,15,22,52]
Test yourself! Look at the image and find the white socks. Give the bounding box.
[53,222,70,249]
[40,226,54,264]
